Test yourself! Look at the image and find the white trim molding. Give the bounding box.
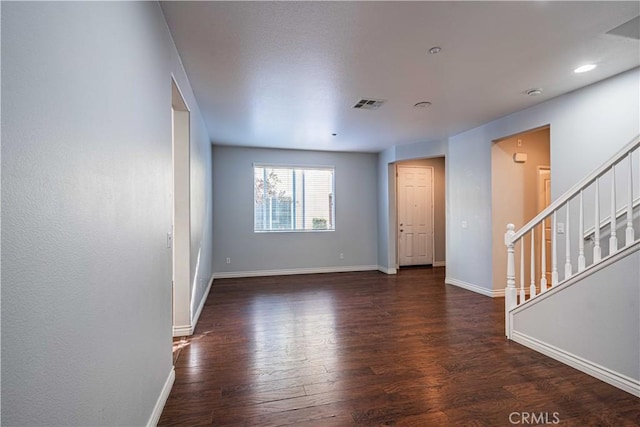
[493,287,537,298]
[378,266,397,275]
[147,367,175,427]
[445,277,493,298]
[172,324,191,337]
[512,331,640,398]
[492,288,505,297]
[213,265,380,279]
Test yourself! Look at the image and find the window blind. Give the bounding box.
[254,165,335,232]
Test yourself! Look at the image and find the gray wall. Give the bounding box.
[513,247,640,382]
[1,2,213,425]
[446,68,640,293]
[212,145,378,274]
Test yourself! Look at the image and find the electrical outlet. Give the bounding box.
[461,220,468,229]
[339,253,344,260]
[226,257,231,264]
[557,223,565,234]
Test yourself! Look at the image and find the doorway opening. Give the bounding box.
[171,77,191,337]
[394,157,446,270]
[491,126,550,288]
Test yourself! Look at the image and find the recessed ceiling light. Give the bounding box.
[574,64,597,73]
[525,88,543,97]
[414,101,432,109]
[428,46,442,54]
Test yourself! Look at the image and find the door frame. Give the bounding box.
[171,76,192,337]
[395,164,435,268]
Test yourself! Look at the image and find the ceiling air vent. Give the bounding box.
[353,98,386,110]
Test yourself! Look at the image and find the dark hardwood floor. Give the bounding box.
[159,267,639,426]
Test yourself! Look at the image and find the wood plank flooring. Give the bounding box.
[159,267,639,426]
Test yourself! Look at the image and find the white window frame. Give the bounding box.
[253,163,335,233]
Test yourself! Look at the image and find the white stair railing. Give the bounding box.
[505,135,640,338]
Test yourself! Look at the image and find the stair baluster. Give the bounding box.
[540,218,548,292]
[505,223,517,337]
[520,238,525,304]
[626,152,634,245]
[565,202,572,279]
[594,179,601,262]
[578,190,586,271]
[552,211,559,286]
[530,229,536,298]
[610,167,618,253]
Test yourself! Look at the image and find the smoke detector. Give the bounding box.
[353,98,386,110]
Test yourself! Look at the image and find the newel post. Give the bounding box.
[505,224,517,339]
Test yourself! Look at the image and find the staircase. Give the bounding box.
[504,135,640,397]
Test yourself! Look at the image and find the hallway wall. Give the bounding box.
[1,2,212,425]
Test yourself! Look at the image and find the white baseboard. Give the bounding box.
[172,324,191,337]
[147,367,175,427]
[213,265,380,279]
[445,277,493,297]
[433,261,446,267]
[511,331,640,398]
[493,288,505,297]
[378,266,397,275]
[495,287,540,298]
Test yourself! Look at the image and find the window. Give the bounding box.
[254,165,335,232]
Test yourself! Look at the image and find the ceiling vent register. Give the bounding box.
[353,98,386,110]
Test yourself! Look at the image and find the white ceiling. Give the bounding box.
[161,1,640,153]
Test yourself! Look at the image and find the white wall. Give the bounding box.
[212,145,378,275]
[446,68,639,294]
[1,2,213,425]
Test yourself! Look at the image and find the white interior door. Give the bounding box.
[397,166,434,266]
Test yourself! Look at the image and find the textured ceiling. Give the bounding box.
[161,1,640,152]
